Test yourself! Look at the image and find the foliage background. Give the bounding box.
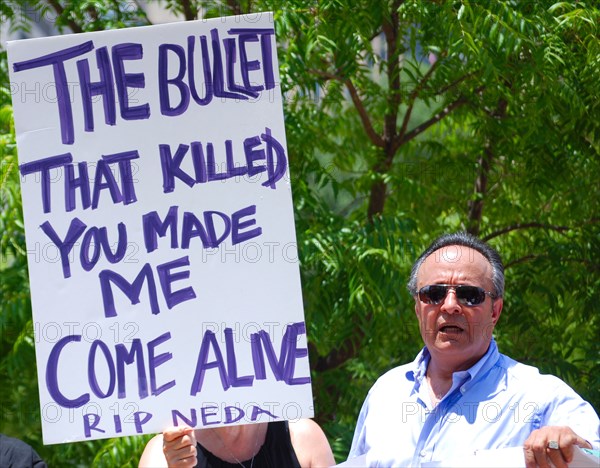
[1,0,598,465]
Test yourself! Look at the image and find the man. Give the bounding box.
[349,232,599,467]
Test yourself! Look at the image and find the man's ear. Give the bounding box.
[491,298,503,325]
[414,300,423,325]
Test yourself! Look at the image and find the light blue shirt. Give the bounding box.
[349,340,600,466]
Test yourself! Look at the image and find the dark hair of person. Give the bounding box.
[407,232,505,298]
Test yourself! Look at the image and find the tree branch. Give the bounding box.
[310,336,365,373]
[381,7,400,144]
[309,303,371,373]
[85,3,100,30]
[131,0,153,24]
[436,71,478,95]
[45,0,82,33]
[227,0,242,15]
[467,96,508,235]
[307,68,338,81]
[180,0,197,21]
[505,254,599,271]
[345,79,385,148]
[483,222,591,242]
[397,54,442,142]
[392,92,472,152]
[365,1,404,222]
[467,141,494,236]
[504,254,542,269]
[307,68,384,148]
[308,65,387,149]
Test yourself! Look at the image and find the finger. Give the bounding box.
[547,442,568,468]
[524,432,551,468]
[166,455,197,467]
[163,426,193,443]
[558,432,592,463]
[575,435,592,450]
[558,437,575,464]
[523,445,537,468]
[163,428,196,455]
[523,431,541,468]
[533,446,551,468]
[164,436,193,454]
[164,443,197,467]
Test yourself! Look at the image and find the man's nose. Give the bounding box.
[440,288,461,314]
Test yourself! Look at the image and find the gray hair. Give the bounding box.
[407,232,505,298]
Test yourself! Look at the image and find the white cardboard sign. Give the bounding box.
[7,13,313,444]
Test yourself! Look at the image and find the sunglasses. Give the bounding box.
[417,284,496,306]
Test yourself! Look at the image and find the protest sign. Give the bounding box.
[7,12,313,444]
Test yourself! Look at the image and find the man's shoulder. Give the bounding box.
[496,353,538,376]
[370,361,415,390]
[496,352,574,390]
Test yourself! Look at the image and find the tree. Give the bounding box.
[1,0,598,464]
[273,1,599,453]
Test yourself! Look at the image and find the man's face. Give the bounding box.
[414,245,503,372]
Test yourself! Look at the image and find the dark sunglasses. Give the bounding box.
[417,284,496,306]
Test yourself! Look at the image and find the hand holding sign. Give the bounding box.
[162,426,198,467]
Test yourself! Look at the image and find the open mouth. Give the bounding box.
[438,325,464,333]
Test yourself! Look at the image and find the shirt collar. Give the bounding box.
[406,339,500,391]
[405,347,430,395]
